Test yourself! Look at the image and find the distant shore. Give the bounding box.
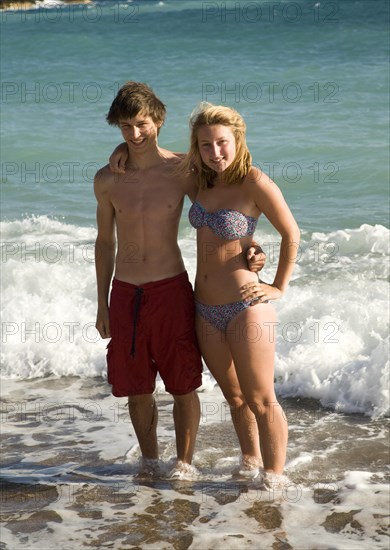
[0,0,91,10]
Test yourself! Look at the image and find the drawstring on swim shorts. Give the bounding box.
[131,287,144,357]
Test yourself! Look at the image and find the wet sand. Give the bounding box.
[1,376,389,549]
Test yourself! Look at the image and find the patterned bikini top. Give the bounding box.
[188,201,257,240]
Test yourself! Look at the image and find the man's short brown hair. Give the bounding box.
[106,81,166,127]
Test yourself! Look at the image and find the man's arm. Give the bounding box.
[246,241,266,273]
[94,168,116,339]
[109,142,128,174]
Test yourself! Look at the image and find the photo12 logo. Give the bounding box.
[202,81,340,104]
[201,2,339,24]
[1,81,121,104]
[1,3,140,24]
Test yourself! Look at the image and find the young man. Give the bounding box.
[94,82,264,479]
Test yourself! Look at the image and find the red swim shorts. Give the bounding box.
[106,271,203,397]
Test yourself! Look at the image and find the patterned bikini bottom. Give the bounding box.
[195,298,264,333]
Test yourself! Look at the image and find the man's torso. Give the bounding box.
[105,151,188,285]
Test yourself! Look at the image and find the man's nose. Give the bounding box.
[130,127,141,139]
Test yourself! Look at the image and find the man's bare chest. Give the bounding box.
[111,175,184,219]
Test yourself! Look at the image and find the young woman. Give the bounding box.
[183,103,300,486]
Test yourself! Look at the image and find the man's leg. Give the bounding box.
[128,394,159,459]
[172,391,200,464]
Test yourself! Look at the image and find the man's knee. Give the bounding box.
[172,391,199,406]
[128,393,155,410]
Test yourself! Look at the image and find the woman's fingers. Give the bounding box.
[240,283,281,303]
[240,282,263,301]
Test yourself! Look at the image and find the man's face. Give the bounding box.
[118,113,161,151]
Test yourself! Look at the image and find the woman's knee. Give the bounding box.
[224,393,248,411]
[247,396,283,419]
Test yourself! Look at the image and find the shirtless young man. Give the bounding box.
[94,82,264,479]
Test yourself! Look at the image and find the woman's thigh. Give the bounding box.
[196,313,244,400]
[225,302,278,401]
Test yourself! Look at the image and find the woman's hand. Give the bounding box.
[240,281,282,304]
[109,142,128,173]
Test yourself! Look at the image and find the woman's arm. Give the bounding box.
[241,167,300,302]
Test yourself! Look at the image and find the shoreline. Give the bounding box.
[0,0,91,10]
[1,376,389,549]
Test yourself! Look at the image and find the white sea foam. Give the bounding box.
[1,216,389,417]
[1,216,106,379]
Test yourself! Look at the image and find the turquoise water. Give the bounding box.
[1,4,389,548]
[1,0,389,231]
[0,1,389,416]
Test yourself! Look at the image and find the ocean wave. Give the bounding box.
[1,216,389,417]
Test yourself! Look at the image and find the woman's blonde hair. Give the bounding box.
[183,102,252,189]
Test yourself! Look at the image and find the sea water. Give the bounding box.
[1,1,389,548]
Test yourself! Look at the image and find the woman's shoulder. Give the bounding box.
[242,166,282,209]
[243,165,272,189]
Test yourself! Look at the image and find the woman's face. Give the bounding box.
[197,124,236,173]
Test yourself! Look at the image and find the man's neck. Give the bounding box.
[126,144,168,171]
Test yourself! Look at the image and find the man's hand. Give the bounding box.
[246,242,266,273]
[109,142,128,174]
[96,306,111,339]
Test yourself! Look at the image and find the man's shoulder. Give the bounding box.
[171,151,186,161]
[93,164,117,199]
[95,163,112,176]
[94,164,114,184]
[159,148,186,164]
[157,149,188,186]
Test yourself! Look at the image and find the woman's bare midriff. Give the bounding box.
[194,236,258,304]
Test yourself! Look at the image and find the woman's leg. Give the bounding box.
[196,314,261,462]
[226,303,288,474]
